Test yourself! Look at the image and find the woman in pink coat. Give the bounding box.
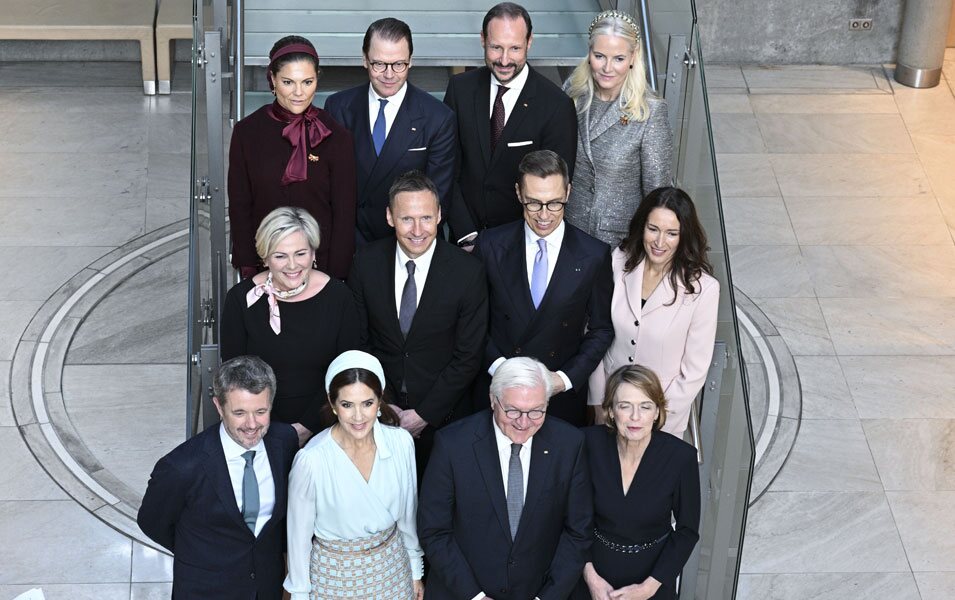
[589,187,719,438]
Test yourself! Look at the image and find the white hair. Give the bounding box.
[489,356,552,401]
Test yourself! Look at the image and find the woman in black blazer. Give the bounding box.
[575,365,700,599]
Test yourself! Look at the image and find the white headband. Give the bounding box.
[324,350,386,395]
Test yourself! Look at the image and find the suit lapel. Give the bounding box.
[350,89,377,178]
[202,428,251,535]
[521,420,554,528]
[473,417,512,541]
[519,225,575,344]
[642,262,680,318]
[500,224,535,326]
[407,240,447,340]
[368,89,417,185]
[378,240,403,339]
[490,67,536,165]
[473,70,493,169]
[588,99,623,144]
[622,257,645,322]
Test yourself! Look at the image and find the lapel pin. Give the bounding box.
[411,127,417,131]
[307,153,320,162]
[523,103,528,108]
[543,450,549,454]
[575,267,581,272]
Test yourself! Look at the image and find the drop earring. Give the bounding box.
[377,409,382,417]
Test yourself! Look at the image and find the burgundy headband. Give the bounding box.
[268,43,320,90]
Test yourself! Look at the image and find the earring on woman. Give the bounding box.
[377,409,382,418]
[629,64,633,69]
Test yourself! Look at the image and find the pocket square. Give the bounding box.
[507,140,534,147]
[408,146,428,151]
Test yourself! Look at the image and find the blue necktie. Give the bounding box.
[530,238,547,308]
[372,98,388,155]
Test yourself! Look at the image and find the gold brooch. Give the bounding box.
[308,153,320,162]
[619,115,630,125]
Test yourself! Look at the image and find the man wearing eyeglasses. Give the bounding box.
[472,150,612,427]
[325,18,456,244]
[419,356,592,600]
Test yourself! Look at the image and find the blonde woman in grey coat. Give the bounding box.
[563,10,673,247]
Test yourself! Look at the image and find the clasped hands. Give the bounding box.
[389,405,428,438]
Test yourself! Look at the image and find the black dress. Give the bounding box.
[220,277,360,433]
[573,426,700,599]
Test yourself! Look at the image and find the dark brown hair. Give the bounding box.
[388,170,440,210]
[363,18,413,56]
[517,149,569,191]
[602,364,667,431]
[482,2,533,40]
[321,368,398,428]
[619,186,713,304]
[269,36,320,76]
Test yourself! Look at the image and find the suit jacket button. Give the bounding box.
[631,340,636,345]
[634,320,639,326]
[404,352,410,358]
[514,347,521,354]
[628,357,633,362]
[548,351,555,357]
[562,321,568,327]
[250,572,255,580]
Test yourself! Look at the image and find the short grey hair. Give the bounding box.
[213,355,277,405]
[489,356,552,402]
[254,206,321,261]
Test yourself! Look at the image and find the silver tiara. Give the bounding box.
[589,10,641,43]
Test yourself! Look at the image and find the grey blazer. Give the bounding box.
[564,92,672,247]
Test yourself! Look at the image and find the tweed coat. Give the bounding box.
[564,92,672,247]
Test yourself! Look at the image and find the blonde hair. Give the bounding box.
[565,11,650,122]
[254,206,321,260]
[602,365,667,431]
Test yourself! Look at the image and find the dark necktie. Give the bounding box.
[490,84,509,152]
[241,450,259,534]
[507,443,523,539]
[372,98,388,155]
[399,260,416,336]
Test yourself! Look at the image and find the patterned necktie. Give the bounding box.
[241,450,259,534]
[530,238,547,308]
[372,98,388,155]
[399,260,417,336]
[507,443,524,539]
[490,84,509,152]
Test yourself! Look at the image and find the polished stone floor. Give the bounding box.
[1,52,954,599]
[713,52,955,600]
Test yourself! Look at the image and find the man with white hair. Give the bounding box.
[418,356,592,600]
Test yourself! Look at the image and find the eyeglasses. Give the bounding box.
[368,60,410,73]
[522,200,567,213]
[495,399,546,421]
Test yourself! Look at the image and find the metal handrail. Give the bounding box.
[234,0,244,121]
[637,0,658,92]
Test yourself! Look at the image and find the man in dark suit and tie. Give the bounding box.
[137,356,298,600]
[325,18,456,244]
[444,2,578,245]
[418,356,592,599]
[347,170,488,474]
[474,150,613,426]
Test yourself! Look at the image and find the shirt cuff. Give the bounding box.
[488,356,506,377]
[556,370,572,392]
[457,232,478,245]
[471,593,486,600]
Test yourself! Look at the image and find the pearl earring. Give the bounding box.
[377,409,382,417]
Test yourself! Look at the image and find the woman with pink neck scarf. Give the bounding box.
[221,207,360,447]
[229,36,357,280]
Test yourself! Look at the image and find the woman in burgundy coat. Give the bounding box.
[229,35,357,280]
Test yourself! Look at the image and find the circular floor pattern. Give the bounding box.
[9,223,796,547]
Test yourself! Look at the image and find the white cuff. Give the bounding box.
[457,231,478,245]
[471,593,487,600]
[556,370,572,392]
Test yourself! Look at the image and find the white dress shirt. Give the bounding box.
[368,81,408,140]
[487,221,572,392]
[219,424,275,538]
[488,64,530,124]
[393,239,436,314]
[284,421,424,599]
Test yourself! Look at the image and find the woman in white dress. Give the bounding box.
[284,350,424,599]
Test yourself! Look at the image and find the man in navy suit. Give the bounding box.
[474,150,613,426]
[418,356,592,599]
[138,356,298,600]
[325,17,456,244]
[348,170,487,477]
[444,2,578,245]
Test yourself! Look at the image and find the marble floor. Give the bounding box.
[713,51,955,600]
[1,51,954,599]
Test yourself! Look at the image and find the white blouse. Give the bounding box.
[283,421,424,599]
